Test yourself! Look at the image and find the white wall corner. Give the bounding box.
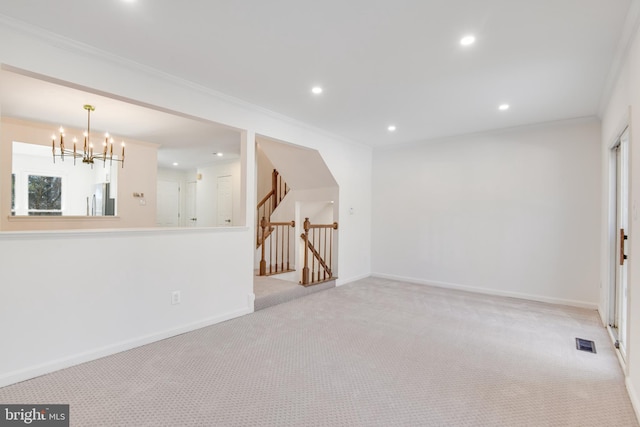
[597,305,607,327]
[247,292,256,312]
[335,273,371,287]
[597,0,640,115]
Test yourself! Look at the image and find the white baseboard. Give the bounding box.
[371,272,598,310]
[336,273,371,287]
[0,307,251,388]
[626,377,640,424]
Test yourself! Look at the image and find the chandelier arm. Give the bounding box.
[51,105,124,168]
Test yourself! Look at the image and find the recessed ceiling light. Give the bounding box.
[388,125,397,132]
[498,104,510,111]
[311,86,323,95]
[214,152,223,157]
[172,162,179,166]
[460,35,476,46]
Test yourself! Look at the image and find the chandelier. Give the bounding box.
[51,104,125,168]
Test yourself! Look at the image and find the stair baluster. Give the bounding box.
[256,169,290,248]
[300,217,338,286]
[259,217,295,277]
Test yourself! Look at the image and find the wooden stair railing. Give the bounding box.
[256,169,289,247]
[300,217,338,286]
[259,217,295,276]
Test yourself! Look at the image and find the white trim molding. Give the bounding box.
[0,307,251,388]
[371,273,599,310]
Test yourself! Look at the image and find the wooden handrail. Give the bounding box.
[300,217,338,286]
[257,190,275,210]
[256,169,290,248]
[306,222,339,229]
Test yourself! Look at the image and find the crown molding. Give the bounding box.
[0,14,367,151]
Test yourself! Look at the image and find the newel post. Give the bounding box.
[259,216,267,276]
[301,217,311,285]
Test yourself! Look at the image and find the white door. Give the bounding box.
[610,127,629,358]
[217,175,233,226]
[186,181,198,227]
[156,180,180,227]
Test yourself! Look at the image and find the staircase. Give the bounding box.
[256,170,338,286]
[256,169,289,248]
[257,169,295,277]
[300,217,338,286]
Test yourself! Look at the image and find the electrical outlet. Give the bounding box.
[171,291,181,305]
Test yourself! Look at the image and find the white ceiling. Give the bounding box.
[0,0,635,147]
[0,70,242,170]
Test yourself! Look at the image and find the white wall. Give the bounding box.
[600,7,640,417]
[0,228,253,387]
[0,19,372,385]
[372,119,602,308]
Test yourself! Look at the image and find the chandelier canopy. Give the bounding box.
[51,105,125,168]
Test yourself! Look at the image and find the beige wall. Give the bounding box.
[256,143,276,203]
[1,117,158,231]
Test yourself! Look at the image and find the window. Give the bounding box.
[27,175,62,216]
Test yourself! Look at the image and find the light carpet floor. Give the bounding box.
[0,277,637,426]
[254,275,335,310]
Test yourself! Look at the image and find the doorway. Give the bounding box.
[217,175,233,226]
[186,181,198,227]
[156,180,180,227]
[609,127,629,360]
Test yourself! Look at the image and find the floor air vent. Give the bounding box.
[575,338,597,354]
